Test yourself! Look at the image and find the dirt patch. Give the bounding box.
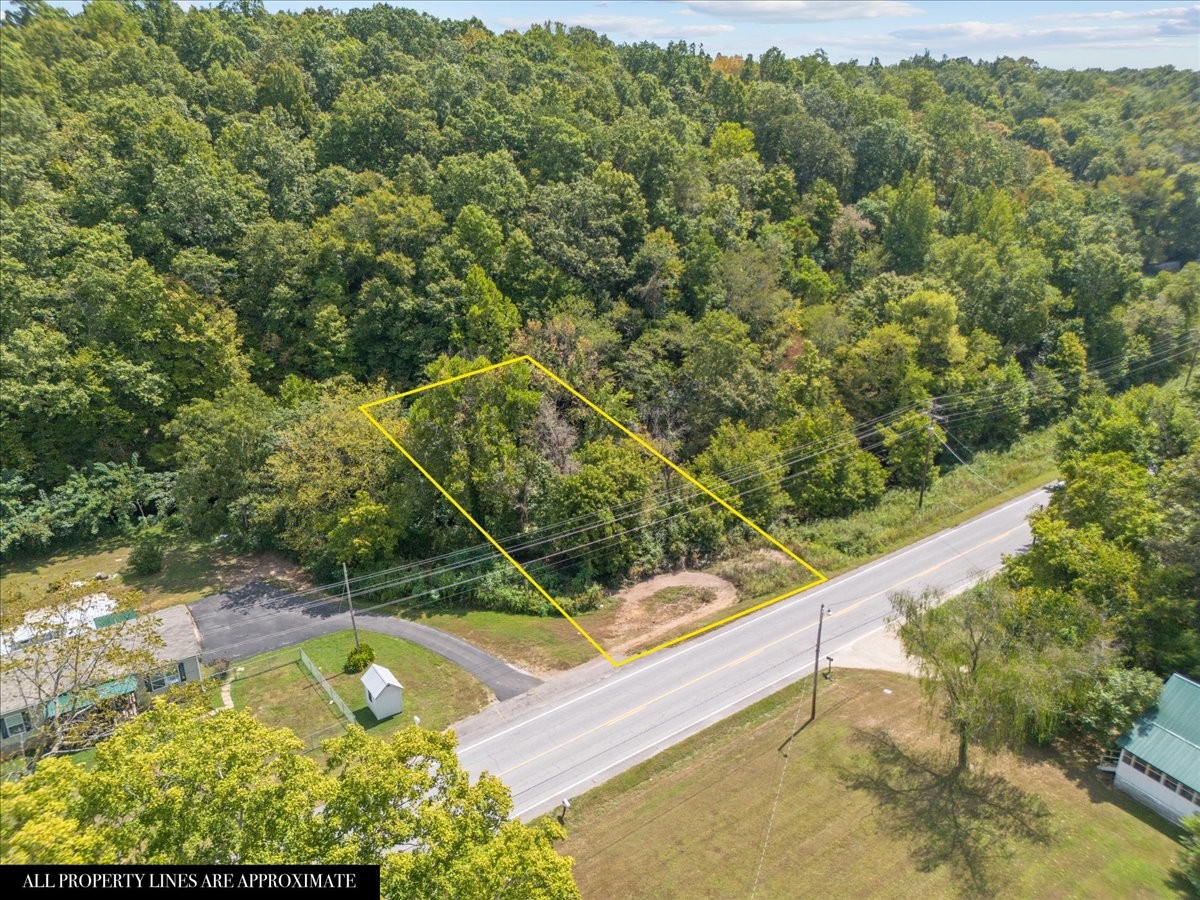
[211,551,308,592]
[599,571,739,654]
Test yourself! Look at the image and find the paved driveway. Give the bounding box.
[187,582,541,701]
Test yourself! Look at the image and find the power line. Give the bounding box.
[194,388,1083,650]
[195,336,1198,650]
[198,386,1057,659]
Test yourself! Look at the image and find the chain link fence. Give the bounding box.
[299,648,356,724]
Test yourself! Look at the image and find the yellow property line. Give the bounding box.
[359,355,827,667]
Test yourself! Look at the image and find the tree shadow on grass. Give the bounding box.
[841,728,1053,897]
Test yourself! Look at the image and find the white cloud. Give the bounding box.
[682,0,922,23]
[1033,4,1196,21]
[544,13,734,39]
[893,13,1199,48]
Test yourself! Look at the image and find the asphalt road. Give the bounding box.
[454,487,1050,820]
[187,582,541,701]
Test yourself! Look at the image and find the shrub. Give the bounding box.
[127,534,166,575]
[568,583,606,613]
[207,658,232,680]
[475,570,550,614]
[1180,815,1200,893]
[344,644,375,674]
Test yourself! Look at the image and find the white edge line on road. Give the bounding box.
[458,488,1046,756]
[510,566,1005,820]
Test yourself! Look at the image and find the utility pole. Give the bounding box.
[809,604,826,722]
[918,401,938,510]
[343,562,360,650]
[1186,330,1198,389]
[917,424,935,509]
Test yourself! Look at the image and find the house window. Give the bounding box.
[1120,750,1133,765]
[1146,766,1162,783]
[1163,776,1178,792]
[1132,757,1147,773]
[147,666,183,692]
[1,712,27,739]
[1180,787,1196,804]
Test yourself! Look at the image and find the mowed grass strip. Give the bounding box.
[788,427,1058,575]
[397,430,1057,673]
[229,630,491,745]
[556,669,1182,899]
[409,609,602,673]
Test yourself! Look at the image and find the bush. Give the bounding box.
[475,570,550,614]
[127,534,166,575]
[1180,815,1200,894]
[568,583,606,613]
[344,644,375,674]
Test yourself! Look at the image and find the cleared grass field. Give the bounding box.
[557,669,1183,899]
[228,630,490,749]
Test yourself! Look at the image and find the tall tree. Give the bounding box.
[883,173,937,274]
[1,703,581,898]
[165,382,282,536]
[892,581,1090,773]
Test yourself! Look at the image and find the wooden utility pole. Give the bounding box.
[343,562,360,650]
[917,398,941,510]
[810,604,826,722]
[1186,331,1198,388]
[917,424,935,509]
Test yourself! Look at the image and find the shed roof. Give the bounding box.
[1118,673,1200,789]
[361,664,402,696]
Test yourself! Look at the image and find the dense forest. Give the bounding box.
[2,1,1197,677]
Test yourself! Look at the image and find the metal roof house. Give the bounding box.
[1114,673,1200,825]
[0,605,203,753]
[361,663,404,721]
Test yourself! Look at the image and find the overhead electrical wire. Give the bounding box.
[196,333,1198,654]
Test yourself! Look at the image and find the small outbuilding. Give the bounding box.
[1113,673,1199,825]
[361,663,403,721]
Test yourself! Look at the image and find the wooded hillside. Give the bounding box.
[2,4,1197,670]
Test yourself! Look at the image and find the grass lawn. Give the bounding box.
[556,669,1184,899]
[229,630,491,749]
[400,429,1059,674]
[643,585,717,616]
[406,608,602,673]
[2,534,307,612]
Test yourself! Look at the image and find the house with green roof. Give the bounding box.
[1114,673,1200,825]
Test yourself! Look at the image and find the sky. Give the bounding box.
[48,1,1200,69]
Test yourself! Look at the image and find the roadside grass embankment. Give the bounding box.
[555,668,1183,899]
[404,428,1057,673]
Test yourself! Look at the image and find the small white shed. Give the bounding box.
[361,664,404,720]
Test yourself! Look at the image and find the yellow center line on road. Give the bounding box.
[498,622,818,776]
[826,522,1026,621]
[494,521,1028,779]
